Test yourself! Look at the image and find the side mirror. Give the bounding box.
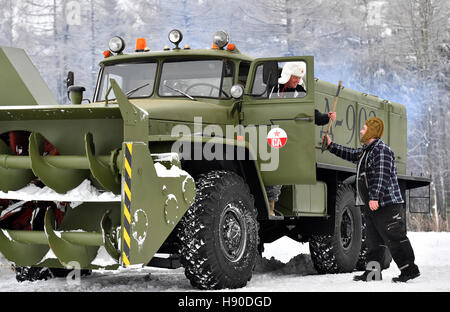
[66,71,74,88]
[247,61,280,98]
[262,61,279,86]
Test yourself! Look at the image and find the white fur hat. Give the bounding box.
[278,62,306,84]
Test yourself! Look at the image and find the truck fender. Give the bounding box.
[342,175,356,185]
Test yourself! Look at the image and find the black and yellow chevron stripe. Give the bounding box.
[122,143,132,266]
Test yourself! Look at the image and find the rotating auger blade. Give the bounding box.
[0,139,35,192]
[0,131,121,199]
[29,132,90,194]
[85,132,121,194]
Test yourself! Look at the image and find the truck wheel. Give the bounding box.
[309,185,362,273]
[176,170,259,290]
[49,268,92,278]
[15,266,91,282]
[356,211,392,271]
[15,266,53,282]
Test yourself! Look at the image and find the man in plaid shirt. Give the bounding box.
[325,117,420,283]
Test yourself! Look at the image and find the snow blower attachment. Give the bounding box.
[0,67,196,270]
[0,47,58,106]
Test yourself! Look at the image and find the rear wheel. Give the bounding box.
[176,170,259,290]
[309,185,362,273]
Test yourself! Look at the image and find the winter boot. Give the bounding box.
[392,264,420,283]
[353,269,382,282]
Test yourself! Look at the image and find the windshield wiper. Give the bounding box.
[163,83,197,101]
[126,83,150,98]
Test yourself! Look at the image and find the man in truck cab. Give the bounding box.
[269,61,336,125]
[266,62,336,216]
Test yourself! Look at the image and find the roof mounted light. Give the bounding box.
[168,29,183,49]
[213,31,229,49]
[135,38,147,52]
[227,43,236,51]
[109,36,125,54]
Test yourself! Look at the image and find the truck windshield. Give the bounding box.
[158,59,234,99]
[96,62,157,101]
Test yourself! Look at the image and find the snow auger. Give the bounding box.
[0,60,196,270]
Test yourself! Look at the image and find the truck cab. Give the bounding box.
[90,36,320,216]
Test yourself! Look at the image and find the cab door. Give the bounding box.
[241,56,316,186]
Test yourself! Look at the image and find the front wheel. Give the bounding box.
[14,266,91,282]
[309,185,362,273]
[176,170,259,290]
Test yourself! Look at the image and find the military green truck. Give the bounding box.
[0,30,430,289]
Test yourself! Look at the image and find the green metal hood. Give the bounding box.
[0,95,232,124]
[126,98,233,125]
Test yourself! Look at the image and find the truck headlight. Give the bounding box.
[213,31,229,49]
[230,84,244,99]
[168,29,183,47]
[109,36,125,54]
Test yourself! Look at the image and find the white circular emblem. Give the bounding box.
[267,127,287,148]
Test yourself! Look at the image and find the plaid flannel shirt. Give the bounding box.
[328,139,404,207]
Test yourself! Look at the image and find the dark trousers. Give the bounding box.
[363,203,416,270]
[265,185,282,202]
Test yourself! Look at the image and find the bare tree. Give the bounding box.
[384,0,450,228]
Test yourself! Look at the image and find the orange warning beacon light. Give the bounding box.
[135,38,147,52]
[227,43,236,51]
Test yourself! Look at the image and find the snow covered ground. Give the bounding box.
[0,232,448,292]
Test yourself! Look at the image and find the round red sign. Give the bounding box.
[267,127,287,148]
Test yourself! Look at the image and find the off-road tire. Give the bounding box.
[15,266,91,282]
[309,185,362,273]
[15,266,53,282]
[176,170,259,290]
[356,211,392,271]
[49,268,92,278]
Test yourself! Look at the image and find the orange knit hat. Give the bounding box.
[361,117,384,144]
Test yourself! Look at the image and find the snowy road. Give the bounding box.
[0,232,448,292]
